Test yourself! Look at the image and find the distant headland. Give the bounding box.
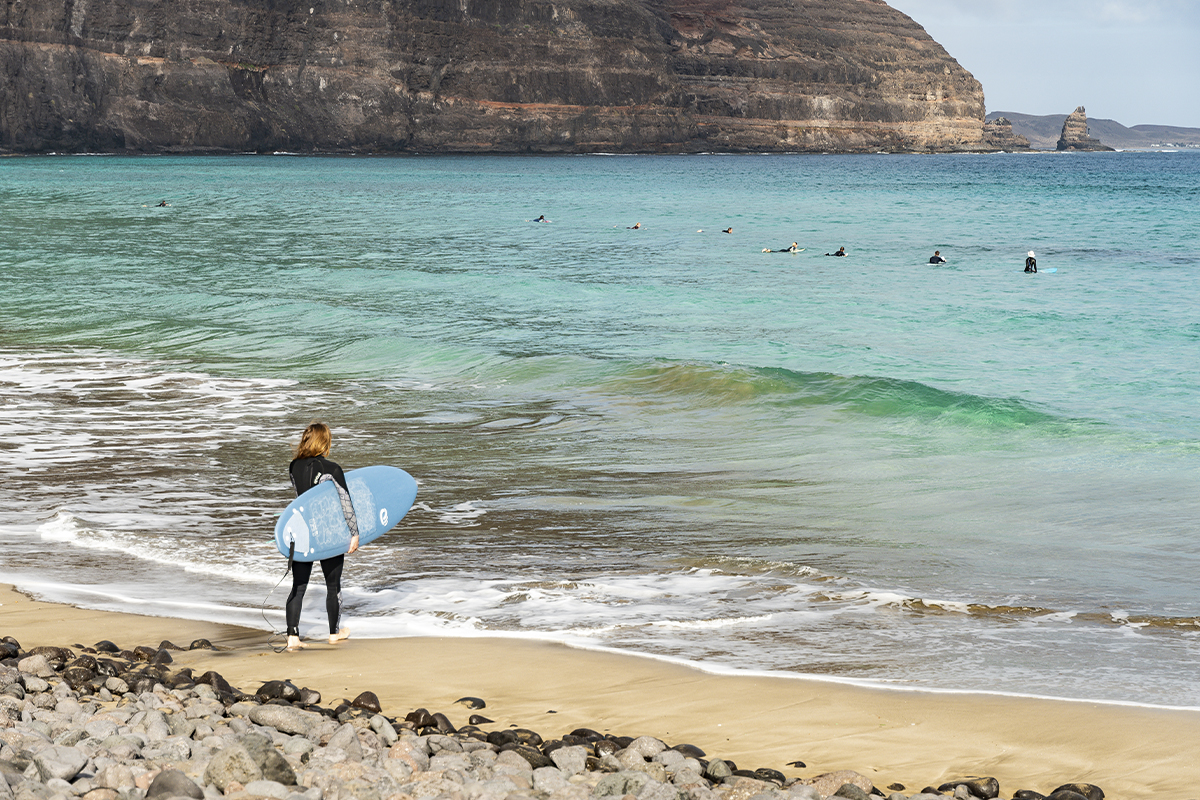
[986,110,1200,151]
[0,0,999,155]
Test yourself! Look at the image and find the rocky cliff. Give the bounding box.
[1,0,990,154]
[1056,106,1113,152]
[981,117,1029,151]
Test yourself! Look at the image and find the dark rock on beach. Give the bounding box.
[938,777,1000,798]
[455,696,486,709]
[1049,785,1104,800]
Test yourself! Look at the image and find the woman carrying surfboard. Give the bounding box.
[285,422,358,651]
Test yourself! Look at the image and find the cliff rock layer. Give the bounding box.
[1,0,987,153]
[1056,107,1113,152]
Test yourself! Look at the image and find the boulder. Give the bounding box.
[33,745,88,782]
[145,769,204,799]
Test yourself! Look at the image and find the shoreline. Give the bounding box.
[4,584,1199,798]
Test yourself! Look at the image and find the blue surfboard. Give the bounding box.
[275,466,418,561]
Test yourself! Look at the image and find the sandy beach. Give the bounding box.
[3,583,1198,799]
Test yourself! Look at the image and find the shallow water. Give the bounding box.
[2,151,1198,707]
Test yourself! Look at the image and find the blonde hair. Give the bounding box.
[294,422,332,459]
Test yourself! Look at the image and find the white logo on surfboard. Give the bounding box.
[379,507,389,527]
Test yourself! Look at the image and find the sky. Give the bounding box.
[885,0,1200,128]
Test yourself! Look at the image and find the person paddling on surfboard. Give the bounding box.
[285,422,359,651]
[762,242,801,253]
[1025,251,1037,273]
[929,250,947,264]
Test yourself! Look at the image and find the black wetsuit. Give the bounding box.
[285,456,355,637]
[1025,256,1037,273]
[929,255,946,264]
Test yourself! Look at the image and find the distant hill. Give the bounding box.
[986,112,1200,150]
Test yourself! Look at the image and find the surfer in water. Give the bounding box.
[285,422,359,651]
[1025,251,1037,273]
[929,250,947,264]
[762,242,800,253]
[826,246,847,257]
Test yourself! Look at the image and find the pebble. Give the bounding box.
[0,637,1113,800]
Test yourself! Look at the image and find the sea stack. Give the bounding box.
[1056,106,1115,151]
[981,117,1031,150]
[0,0,990,154]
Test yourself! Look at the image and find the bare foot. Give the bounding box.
[286,636,306,652]
[329,628,350,644]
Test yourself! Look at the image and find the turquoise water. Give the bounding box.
[2,152,1199,706]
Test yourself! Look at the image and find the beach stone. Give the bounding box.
[0,665,19,687]
[799,772,874,799]
[1050,785,1103,800]
[23,677,50,695]
[145,769,204,799]
[368,716,397,747]
[240,733,297,785]
[1012,792,1046,800]
[17,656,55,679]
[1046,793,1089,800]
[0,698,20,721]
[387,740,429,773]
[248,706,320,737]
[752,769,785,787]
[507,745,554,770]
[672,768,705,787]
[938,778,999,800]
[704,760,732,782]
[833,784,871,800]
[425,735,462,755]
[325,724,363,763]
[531,766,570,794]
[550,745,588,776]
[53,729,88,748]
[204,743,263,791]
[95,764,136,790]
[455,697,486,710]
[787,787,820,800]
[723,777,776,800]
[32,745,87,782]
[653,750,685,771]
[594,770,655,797]
[256,682,300,704]
[618,749,648,770]
[628,737,667,759]
[349,693,380,714]
[283,736,315,758]
[103,678,129,696]
[242,780,292,800]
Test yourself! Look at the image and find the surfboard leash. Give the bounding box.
[262,541,295,653]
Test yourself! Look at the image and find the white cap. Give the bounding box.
[1027,251,1035,257]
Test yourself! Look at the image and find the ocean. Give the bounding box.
[2,151,1198,708]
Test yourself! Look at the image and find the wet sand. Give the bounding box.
[3,583,1197,798]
